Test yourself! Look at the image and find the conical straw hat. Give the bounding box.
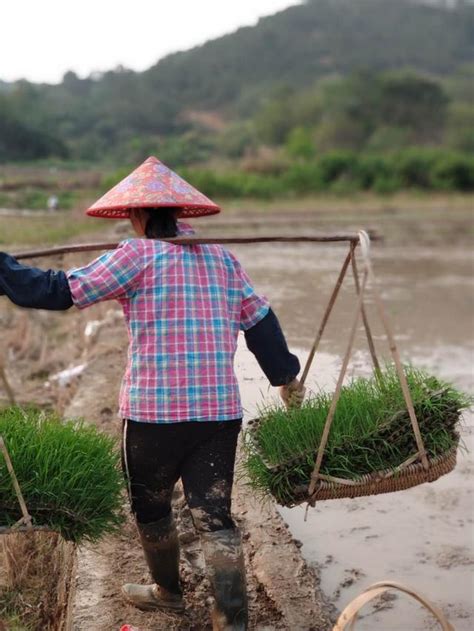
[86,156,221,218]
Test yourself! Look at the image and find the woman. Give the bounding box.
[0,157,304,630]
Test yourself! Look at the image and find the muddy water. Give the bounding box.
[228,206,473,631]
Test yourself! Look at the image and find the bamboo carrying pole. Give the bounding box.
[12,232,380,261]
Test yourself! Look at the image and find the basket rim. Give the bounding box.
[310,441,457,489]
[277,442,459,507]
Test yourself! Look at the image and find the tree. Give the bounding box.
[254,86,296,145]
[0,98,68,162]
[285,127,315,160]
[377,72,449,143]
[312,71,450,151]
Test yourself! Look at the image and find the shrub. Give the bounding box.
[99,149,474,200]
[101,166,131,191]
[285,127,316,160]
[366,126,411,152]
[372,174,403,195]
[392,149,440,189]
[431,153,474,191]
[183,169,283,199]
[282,163,323,194]
[318,150,358,185]
[329,176,361,195]
[353,155,391,190]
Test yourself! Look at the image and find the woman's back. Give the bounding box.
[67,230,269,423]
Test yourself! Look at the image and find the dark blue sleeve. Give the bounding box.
[244,308,300,386]
[0,252,73,310]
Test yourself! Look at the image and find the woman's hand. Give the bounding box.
[280,378,306,409]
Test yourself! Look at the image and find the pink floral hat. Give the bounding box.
[86,156,221,218]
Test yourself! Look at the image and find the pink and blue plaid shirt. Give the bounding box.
[66,224,269,423]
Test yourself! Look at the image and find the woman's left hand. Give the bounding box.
[280,378,306,409]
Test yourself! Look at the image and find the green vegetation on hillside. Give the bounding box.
[142,0,474,113]
[0,0,473,166]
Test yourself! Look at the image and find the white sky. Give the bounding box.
[1,0,300,84]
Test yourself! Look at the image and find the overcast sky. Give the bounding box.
[1,0,300,84]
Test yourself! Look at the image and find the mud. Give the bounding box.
[1,200,472,630]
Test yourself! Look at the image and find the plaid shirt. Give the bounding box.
[67,224,269,423]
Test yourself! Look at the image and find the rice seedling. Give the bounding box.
[242,366,470,506]
[0,406,124,543]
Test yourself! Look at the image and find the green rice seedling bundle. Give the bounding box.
[243,367,469,506]
[0,407,124,543]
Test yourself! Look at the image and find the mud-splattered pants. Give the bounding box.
[122,419,242,532]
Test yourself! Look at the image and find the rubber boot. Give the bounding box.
[201,528,248,631]
[122,514,184,612]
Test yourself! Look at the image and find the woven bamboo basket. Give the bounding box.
[246,231,461,508]
[246,427,459,507]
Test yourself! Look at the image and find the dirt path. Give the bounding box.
[64,318,333,631]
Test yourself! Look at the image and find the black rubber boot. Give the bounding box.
[122,513,184,612]
[201,528,248,631]
[137,513,182,595]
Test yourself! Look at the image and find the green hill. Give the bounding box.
[0,0,473,162]
[143,0,474,110]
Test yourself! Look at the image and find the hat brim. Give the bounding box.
[86,203,221,219]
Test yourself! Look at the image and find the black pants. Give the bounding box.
[122,419,242,532]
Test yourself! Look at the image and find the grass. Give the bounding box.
[0,189,83,211]
[1,194,473,250]
[0,589,28,630]
[0,407,124,543]
[0,530,75,630]
[242,366,470,505]
[0,213,109,247]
